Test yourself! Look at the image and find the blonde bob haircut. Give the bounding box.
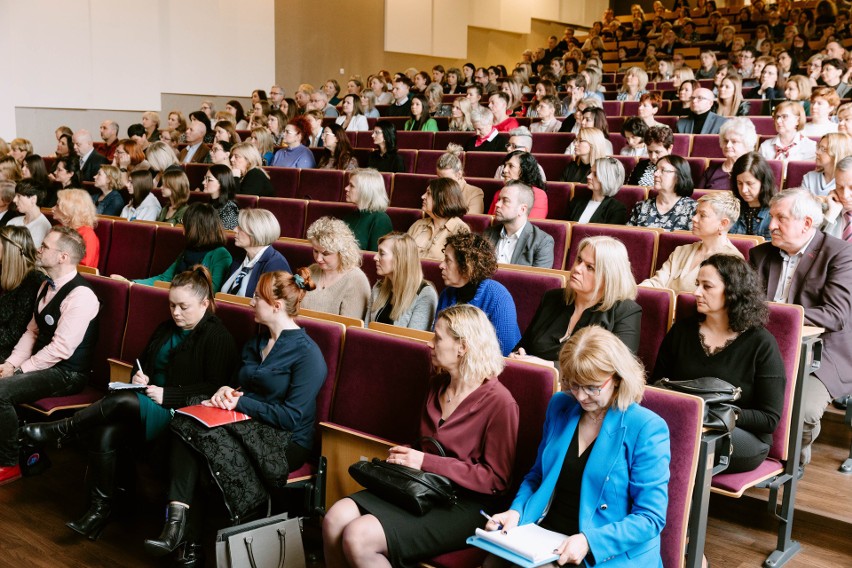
[231,142,270,179]
[576,128,610,164]
[55,189,98,230]
[435,304,505,388]
[373,232,432,322]
[819,132,852,172]
[349,168,389,212]
[784,75,811,103]
[306,216,362,270]
[10,138,33,156]
[238,208,281,247]
[0,225,38,292]
[773,101,807,131]
[619,67,649,94]
[564,236,637,310]
[0,157,21,182]
[558,326,646,411]
[98,165,123,191]
[697,191,741,225]
[145,141,179,172]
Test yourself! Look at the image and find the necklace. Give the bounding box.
[586,409,607,424]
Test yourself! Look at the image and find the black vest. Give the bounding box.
[33,273,99,373]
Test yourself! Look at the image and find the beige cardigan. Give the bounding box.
[407,217,470,260]
[641,240,743,293]
[301,265,371,319]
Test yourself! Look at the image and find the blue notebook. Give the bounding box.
[467,525,564,568]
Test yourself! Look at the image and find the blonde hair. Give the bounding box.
[374,232,431,321]
[565,236,637,310]
[0,225,37,291]
[142,111,160,128]
[238,208,280,246]
[145,141,179,172]
[558,326,646,411]
[99,165,123,191]
[619,67,649,94]
[55,189,97,229]
[673,67,695,82]
[698,191,741,225]
[349,168,389,212]
[306,216,362,270]
[231,142,270,178]
[0,157,22,182]
[785,75,812,102]
[577,128,609,164]
[436,304,505,387]
[0,138,8,158]
[10,138,33,156]
[774,100,807,130]
[436,145,464,174]
[449,98,475,132]
[251,127,276,155]
[820,132,852,172]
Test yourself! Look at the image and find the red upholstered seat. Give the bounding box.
[215,300,260,350]
[183,163,207,191]
[149,225,186,276]
[609,133,627,154]
[299,169,345,201]
[655,231,762,273]
[691,135,724,158]
[265,167,300,198]
[783,161,813,189]
[602,100,622,116]
[534,154,572,182]
[635,287,674,373]
[433,132,476,150]
[103,221,156,280]
[272,240,315,272]
[466,177,504,212]
[25,386,105,414]
[610,155,637,181]
[396,131,434,150]
[305,202,358,231]
[530,133,573,154]
[257,197,307,239]
[492,267,564,333]
[461,213,492,234]
[463,152,505,178]
[672,134,691,157]
[750,116,776,135]
[187,192,213,205]
[606,116,626,133]
[121,284,170,363]
[421,259,444,294]
[415,150,448,174]
[530,219,570,270]
[93,218,113,274]
[361,251,378,284]
[387,207,424,232]
[234,194,258,210]
[354,131,373,148]
[399,149,417,173]
[686,157,707,184]
[390,173,434,209]
[84,274,131,389]
[546,181,572,220]
[568,223,659,282]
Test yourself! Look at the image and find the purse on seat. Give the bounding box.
[656,377,742,433]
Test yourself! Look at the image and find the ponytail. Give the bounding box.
[172,264,216,312]
[255,267,316,316]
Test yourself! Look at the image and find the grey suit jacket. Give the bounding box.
[484,222,555,269]
[676,111,729,135]
[749,231,852,397]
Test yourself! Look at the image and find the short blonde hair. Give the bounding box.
[436,304,505,387]
[10,138,33,156]
[785,75,811,102]
[306,216,362,270]
[142,111,160,128]
[620,67,649,94]
[238,208,280,246]
[558,326,646,411]
[565,236,637,310]
[820,132,852,172]
[773,101,807,130]
[55,189,97,229]
[99,165,123,191]
[698,191,741,225]
[349,168,389,212]
[145,141,179,172]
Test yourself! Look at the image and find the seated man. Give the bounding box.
[749,189,852,475]
[676,88,728,134]
[178,111,211,164]
[73,129,109,183]
[385,76,413,117]
[0,227,100,484]
[488,92,520,133]
[98,120,119,162]
[309,90,339,118]
[821,58,852,99]
[127,123,149,153]
[484,181,554,268]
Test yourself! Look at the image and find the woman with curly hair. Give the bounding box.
[52,188,100,268]
[653,254,785,474]
[489,151,548,219]
[435,232,521,356]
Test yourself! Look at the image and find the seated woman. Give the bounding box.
[367,232,439,330]
[53,189,99,268]
[758,101,816,162]
[113,139,151,187]
[360,90,381,119]
[627,125,674,186]
[22,267,239,542]
[49,156,80,197]
[323,303,519,568]
[567,157,628,224]
[145,141,180,189]
[730,152,776,240]
[802,86,839,137]
[230,142,273,198]
[318,124,359,172]
[464,108,505,152]
[208,140,232,167]
[368,121,405,173]
[0,181,20,227]
[716,74,750,117]
[144,269,326,562]
[653,254,786,473]
[225,100,248,130]
[221,208,291,297]
[0,226,47,360]
[616,66,649,102]
[485,325,670,567]
[335,94,369,131]
[783,76,811,116]
[561,127,609,183]
[270,116,316,168]
[620,117,649,158]
[513,236,641,366]
[214,120,241,146]
[802,132,852,196]
[448,97,475,132]
[436,232,521,356]
[343,168,393,251]
[133,203,232,291]
[700,117,758,190]
[408,178,470,260]
[753,62,784,100]
[529,95,562,133]
[22,154,52,206]
[637,91,666,128]
[436,147,484,214]
[201,164,239,230]
[488,151,548,219]
[405,94,439,132]
[628,155,697,231]
[302,216,371,319]
[642,192,743,293]
[120,170,161,222]
[8,180,51,247]
[92,165,126,217]
[155,168,191,225]
[250,127,275,165]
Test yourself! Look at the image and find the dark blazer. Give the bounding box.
[483,222,555,269]
[749,231,852,397]
[463,134,507,152]
[225,246,292,297]
[676,111,729,134]
[239,168,273,197]
[178,143,211,164]
[567,196,628,225]
[79,150,109,183]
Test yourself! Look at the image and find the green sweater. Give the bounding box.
[345,209,394,252]
[135,247,233,291]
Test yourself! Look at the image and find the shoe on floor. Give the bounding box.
[797,464,805,480]
[0,464,22,485]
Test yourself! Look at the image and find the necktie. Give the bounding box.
[228,267,250,295]
[843,211,852,242]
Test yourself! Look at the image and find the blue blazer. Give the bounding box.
[510,393,670,567]
[226,246,291,297]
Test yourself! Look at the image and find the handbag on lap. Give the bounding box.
[656,376,742,433]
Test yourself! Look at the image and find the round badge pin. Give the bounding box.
[45,315,55,326]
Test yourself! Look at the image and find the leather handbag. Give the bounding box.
[216,513,305,568]
[347,437,458,516]
[656,377,743,433]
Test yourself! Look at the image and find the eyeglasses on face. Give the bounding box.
[564,376,613,396]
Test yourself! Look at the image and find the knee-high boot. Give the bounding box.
[20,400,107,448]
[67,449,116,540]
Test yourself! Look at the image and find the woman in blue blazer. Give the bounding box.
[485,326,671,567]
[220,209,291,297]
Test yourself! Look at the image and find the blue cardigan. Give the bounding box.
[436,279,521,357]
[510,393,670,567]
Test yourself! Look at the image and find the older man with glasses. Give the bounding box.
[676,87,729,135]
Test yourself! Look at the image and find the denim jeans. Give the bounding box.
[0,367,88,465]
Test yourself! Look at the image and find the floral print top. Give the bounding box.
[627,197,696,231]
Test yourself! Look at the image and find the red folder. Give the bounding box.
[175,404,251,428]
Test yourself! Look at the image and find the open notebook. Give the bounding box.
[467,525,566,568]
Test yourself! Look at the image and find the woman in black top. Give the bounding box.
[566,157,628,224]
[367,121,405,173]
[0,226,46,359]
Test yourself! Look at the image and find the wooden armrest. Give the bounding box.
[319,421,398,508]
[108,358,133,383]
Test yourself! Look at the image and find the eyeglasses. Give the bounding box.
[658,167,677,175]
[564,376,613,397]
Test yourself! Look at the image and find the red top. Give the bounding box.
[76,225,100,268]
[487,186,549,220]
[495,117,520,132]
[419,375,519,495]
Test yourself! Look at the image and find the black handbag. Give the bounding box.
[347,437,458,516]
[656,377,743,433]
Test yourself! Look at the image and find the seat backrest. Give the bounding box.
[265,167,300,198]
[463,152,505,178]
[467,177,505,212]
[398,149,417,173]
[433,131,476,150]
[655,231,699,272]
[272,239,315,272]
[750,116,776,135]
[641,386,704,568]
[461,213,492,234]
[83,274,131,389]
[492,267,565,334]
[215,300,260,352]
[672,134,691,157]
[530,219,571,270]
[103,221,156,279]
[783,161,813,189]
[635,287,675,374]
[122,284,170,362]
[386,207,424,232]
[396,131,434,150]
[149,225,187,277]
[93,218,113,274]
[602,100,623,116]
[414,149,449,174]
[305,201,358,231]
[329,328,433,442]
[535,154,573,182]
[257,197,307,239]
[298,169,345,202]
[691,135,724,158]
[685,157,707,185]
[568,223,659,282]
[546,181,573,220]
[234,194,258,210]
[530,133,574,154]
[390,173,433,209]
[610,155,637,182]
[184,163,208,191]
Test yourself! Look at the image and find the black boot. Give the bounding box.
[174,541,204,567]
[67,450,116,540]
[144,503,189,557]
[21,401,106,448]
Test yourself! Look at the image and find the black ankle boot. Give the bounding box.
[174,541,204,568]
[21,401,106,448]
[144,503,189,557]
[67,450,116,540]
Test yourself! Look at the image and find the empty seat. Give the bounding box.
[635,286,674,373]
[121,284,171,363]
[568,223,659,282]
[298,169,345,202]
[305,201,358,230]
[93,218,113,274]
[691,135,724,158]
[493,267,565,333]
[535,154,573,182]
[257,197,308,239]
[463,152,505,178]
[265,167,300,199]
[530,133,573,154]
[433,132,476,150]
[103,221,156,280]
[414,150,449,174]
[390,173,433,209]
[395,131,434,150]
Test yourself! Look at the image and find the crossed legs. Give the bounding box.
[322,497,391,568]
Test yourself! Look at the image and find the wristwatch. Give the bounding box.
[13,367,22,375]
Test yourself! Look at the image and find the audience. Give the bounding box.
[222,209,290,297]
[317,124,359,172]
[676,87,728,134]
[74,129,109,183]
[802,132,852,196]
[270,116,316,168]
[230,142,273,197]
[343,168,393,251]
[155,168,191,225]
[92,165,126,217]
[627,125,674,186]
[435,147,484,214]
[759,101,816,162]
[0,225,47,360]
[120,170,161,222]
[0,181,21,227]
[700,117,758,190]
[201,164,240,230]
[8,180,51,247]
[729,152,776,241]
[53,189,100,269]
[368,121,405,173]
[483,181,555,268]
[567,157,628,224]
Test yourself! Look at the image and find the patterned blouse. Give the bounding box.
[215,200,239,231]
[627,197,697,231]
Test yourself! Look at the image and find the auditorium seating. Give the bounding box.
[654,231,764,272]
[568,223,660,282]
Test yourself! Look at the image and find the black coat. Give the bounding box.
[566,196,628,225]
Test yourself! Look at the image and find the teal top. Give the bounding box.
[137,328,191,440]
[345,209,393,252]
[134,247,233,291]
[404,118,439,132]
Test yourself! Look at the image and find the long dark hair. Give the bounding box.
[375,120,398,154]
[408,94,431,130]
[317,124,356,170]
[699,254,768,332]
[23,155,50,190]
[207,164,237,208]
[730,152,776,208]
[183,202,226,249]
[129,169,154,208]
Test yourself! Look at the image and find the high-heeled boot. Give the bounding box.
[175,541,205,568]
[21,400,107,448]
[67,450,116,540]
[144,503,189,557]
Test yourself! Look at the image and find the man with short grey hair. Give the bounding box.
[73,129,108,182]
[98,120,119,161]
[483,181,554,268]
[749,188,852,475]
[676,88,728,134]
[308,91,338,117]
[269,85,285,110]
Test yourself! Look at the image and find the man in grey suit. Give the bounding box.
[484,181,555,269]
[676,88,729,135]
[749,189,852,473]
